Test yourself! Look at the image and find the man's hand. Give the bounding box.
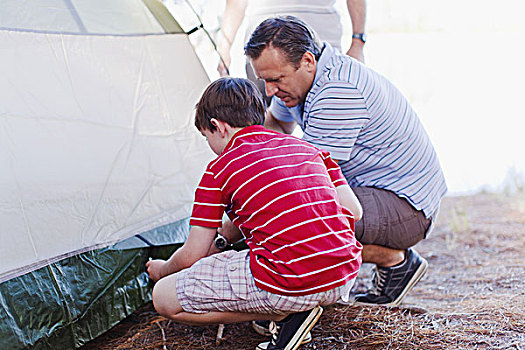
[264,111,297,134]
[146,259,168,282]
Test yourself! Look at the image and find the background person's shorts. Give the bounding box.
[352,187,435,250]
[175,249,355,315]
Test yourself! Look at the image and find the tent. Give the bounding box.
[0,0,214,348]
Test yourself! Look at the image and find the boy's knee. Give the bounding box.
[152,275,182,318]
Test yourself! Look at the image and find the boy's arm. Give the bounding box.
[146,225,216,282]
[336,184,362,221]
[320,151,362,221]
[206,217,244,255]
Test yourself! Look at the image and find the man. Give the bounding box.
[244,16,447,307]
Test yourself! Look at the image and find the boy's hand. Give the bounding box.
[146,259,168,282]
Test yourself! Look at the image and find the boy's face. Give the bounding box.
[201,128,227,155]
[250,46,316,107]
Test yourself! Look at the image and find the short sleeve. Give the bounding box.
[189,168,226,228]
[268,96,300,123]
[303,80,370,161]
[320,150,348,187]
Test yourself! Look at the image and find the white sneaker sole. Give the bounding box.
[255,332,312,350]
[255,306,323,350]
[252,321,272,337]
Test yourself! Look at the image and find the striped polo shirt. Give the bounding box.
[269,43,447,218]
[190,125,362,296]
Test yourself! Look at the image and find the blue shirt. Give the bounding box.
[269,43,447,217]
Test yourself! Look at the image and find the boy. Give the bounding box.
[146,77,362,350]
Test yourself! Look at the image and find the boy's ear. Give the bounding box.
[210,118,228,137]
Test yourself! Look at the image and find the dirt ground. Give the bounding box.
[81,192,525,350]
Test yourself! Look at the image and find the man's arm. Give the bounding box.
[264,111,297,134]
[345,0,367,63]
[336,184,363,221]
[146,225,216,282]
[217,0,248,76]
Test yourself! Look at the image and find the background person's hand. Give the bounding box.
[346,43,365,63]
[217,49,231,76]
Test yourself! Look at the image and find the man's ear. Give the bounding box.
[301,51,316,72]
[210,118,228,137]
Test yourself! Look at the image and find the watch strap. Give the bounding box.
[352,33,367,43]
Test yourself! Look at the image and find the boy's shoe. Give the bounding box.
[255,306,323,350]
[354,248,428,307]
[252,321,312,344]
[255,333,312,349]
[252,320,272,336]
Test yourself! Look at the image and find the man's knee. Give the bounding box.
[152,274,182,318]
[352,186,430,249]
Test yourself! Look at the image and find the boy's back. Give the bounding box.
[191,125,362,296]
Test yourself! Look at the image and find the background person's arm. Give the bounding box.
[217,0,248,76]
[346,0,367,63]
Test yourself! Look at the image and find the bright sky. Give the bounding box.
[173,0,525,195]
[360,0,525,195]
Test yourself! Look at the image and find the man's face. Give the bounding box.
[250,46,316,107]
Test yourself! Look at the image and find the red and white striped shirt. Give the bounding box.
[190,125,362,296]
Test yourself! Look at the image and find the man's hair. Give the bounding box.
[195,77,265,132]
[244,16,322,68]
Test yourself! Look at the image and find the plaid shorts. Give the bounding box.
[176,250,355,315]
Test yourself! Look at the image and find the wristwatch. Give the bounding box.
[214,232,232,250]
[352,33,367,43]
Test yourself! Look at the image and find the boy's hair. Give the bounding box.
[195,77,265,132]
[244,16,322,69]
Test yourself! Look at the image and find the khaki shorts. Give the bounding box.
[175,250,355,315]
[353,187,436,250]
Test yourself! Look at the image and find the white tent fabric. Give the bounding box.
[0,0,166,35]
[0,29,214,282]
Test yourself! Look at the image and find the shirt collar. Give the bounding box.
[223,124,267,153]
[313,42,336,87]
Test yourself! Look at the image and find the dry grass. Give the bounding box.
[83,301,524,350]
[82,192,525,350]
[313,304,524,350]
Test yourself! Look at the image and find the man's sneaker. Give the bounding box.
[252,320,312,344]
[255,306,323,350]
[354,248,428,307]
